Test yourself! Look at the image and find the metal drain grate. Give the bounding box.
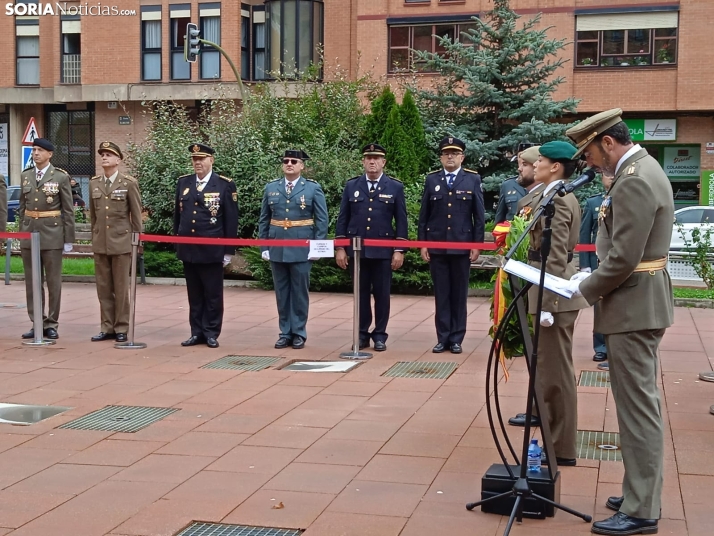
[59,405,179,433]
[577,430,622,462]
[382,361,458,380]
[579,370,611,388]
[201,355,282,371]
[176,522,303,536]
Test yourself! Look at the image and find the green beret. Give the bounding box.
[538,141,576,162]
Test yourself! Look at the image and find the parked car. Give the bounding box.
[670,205,714,251]
[7,185,20,222]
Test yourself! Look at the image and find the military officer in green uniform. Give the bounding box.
[565,109,674,536]
[494,145,539,223]
[506,142,588,470]
[258,150,329,350]
[19,138,75,340]
[89,142,143,343]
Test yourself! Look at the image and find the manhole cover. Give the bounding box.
[579,370,611,388]
[282,361,359,373]
[0,403,70,425]
[382,361,459,380]
[201,355,282,371]
[577,430,622,462]
[59,405,179,433]
[176,522,303,536]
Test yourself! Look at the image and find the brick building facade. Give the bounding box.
[1,0,712,206]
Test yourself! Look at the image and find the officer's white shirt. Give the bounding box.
[103,170,119,185]
[614,144,642,176]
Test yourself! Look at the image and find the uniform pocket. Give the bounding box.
[430,195,443,201]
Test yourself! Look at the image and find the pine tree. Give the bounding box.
[382,105,419,183]
[411,0,579,215]
[362,86,397,146]
[399,90,429,176]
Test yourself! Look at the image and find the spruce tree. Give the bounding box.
[362,86,397,146]
[411,0,579,215]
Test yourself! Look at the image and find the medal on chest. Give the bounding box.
[599,196,611,221]
[203,192,220,223]
[518,206,533,220]
[42,182,59,204]
[300,195,306,210]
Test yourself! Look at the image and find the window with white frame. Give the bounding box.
[141,6,162,81]
[200,3,221,79]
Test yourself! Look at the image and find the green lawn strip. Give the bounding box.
[4,256,95,276]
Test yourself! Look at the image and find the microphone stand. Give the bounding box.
[465,183,592,535]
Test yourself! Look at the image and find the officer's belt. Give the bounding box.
[25,210,61,219]
[528,249,573,263]
[633,257,667,273]
[270,219,314,230]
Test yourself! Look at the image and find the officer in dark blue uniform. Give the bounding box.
[579,172,613,367]
[173,143,239,348]
[335,143,408,351]
[258,150,329,350]
[493,146,539,223]
[418,136,485,354]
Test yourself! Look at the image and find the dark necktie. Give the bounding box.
[368,180,377,192]
[447,173,455,189]
[105,177,111,190]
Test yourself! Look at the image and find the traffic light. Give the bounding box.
[184,22,200,63]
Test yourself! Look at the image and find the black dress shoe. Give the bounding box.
[206,337,219,348]
[606,496,624,512]
[91,332,116,342]
[359,339,370,350]
[181,335,204,347]
[374,341,386,352]
[593,352,608,362]
[541,455,577,467]
[508,413,541,427]
[44,328,59,340]
[292,336,305,349]
[450,343,462,354]
[115,333,127,343]
[275,337,291,349]
[591,512,658,535]
[21,329,34,339]
[432,342,445,353]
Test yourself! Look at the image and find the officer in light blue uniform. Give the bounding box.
[258,150,329,350]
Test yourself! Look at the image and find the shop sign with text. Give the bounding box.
[663,146,700,177]
[624,119,677,141]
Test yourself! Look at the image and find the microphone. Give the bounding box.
[558,168,597,196]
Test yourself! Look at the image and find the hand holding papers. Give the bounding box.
[503,259,577,299]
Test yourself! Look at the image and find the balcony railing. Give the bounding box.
[62,54,81,84]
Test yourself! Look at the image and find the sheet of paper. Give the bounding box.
[308,240,335,258]
[503,259,575,299]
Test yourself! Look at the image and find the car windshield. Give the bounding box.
[8,187,20,202]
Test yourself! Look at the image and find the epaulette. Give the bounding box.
[122,174,137,182]
[219,175,232,182]
[427,169,441,175]
[305,178,317,183]
[178,174,193,180]
[54,167,69,175]
[625,164,637,175]
[90,175,101,180]
[347,176,360,182]
[269,178,281,183]
[22,166,34,172]
[464,168,479,174]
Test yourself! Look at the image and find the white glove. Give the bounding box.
[580,267,592,273]
[539,311,554,327]
[63,243,73,253]
[565,279,583,298]
[261,250,270,261]
[308,257,319,261]
[223,255,231,267]
[570,271,592,283]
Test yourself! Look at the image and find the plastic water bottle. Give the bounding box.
[527,438,542,473]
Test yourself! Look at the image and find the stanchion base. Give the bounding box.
[22,339,56,347]
[339,351,373,360]
[114,341,148,350]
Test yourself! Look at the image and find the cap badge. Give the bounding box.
[102,142,110,148]
[370,144,374,151]
[192,145,200,153]
[448,137,453,144]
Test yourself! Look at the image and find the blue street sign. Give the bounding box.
[22,146,33,169]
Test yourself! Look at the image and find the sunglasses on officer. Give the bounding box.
[282,158,302,165]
